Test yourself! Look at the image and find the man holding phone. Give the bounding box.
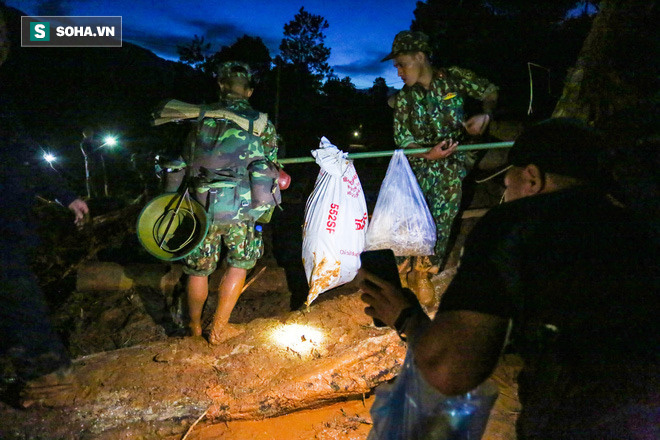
[359,118,659,439]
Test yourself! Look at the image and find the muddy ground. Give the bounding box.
[0,259,521,440]
[0,160,520,439]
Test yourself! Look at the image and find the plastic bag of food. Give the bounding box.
[368,346,499,440]
[302,137,368,305]
[365,150,436,256]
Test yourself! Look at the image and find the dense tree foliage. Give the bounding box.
[411,0,597,119]
[371,77,389,102]
[279,7,333,82]
[486,0,582,18]
[211,35,272,78]
[176,34,211,72]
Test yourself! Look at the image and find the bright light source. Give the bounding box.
[270,323,325,356]
[43,152,56,163]
[103,136,117,147]
[353,131,360,138]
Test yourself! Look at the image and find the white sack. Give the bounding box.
[302,137,368,305]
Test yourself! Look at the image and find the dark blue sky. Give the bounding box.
[7,0,420,88]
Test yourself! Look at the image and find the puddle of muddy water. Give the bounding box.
[169,396,374,440]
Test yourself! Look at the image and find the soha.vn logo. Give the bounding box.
[30,22,50,41]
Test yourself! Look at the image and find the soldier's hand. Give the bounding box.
[68,198,89,227]
[416,139,458,161]
[463,113,491,136]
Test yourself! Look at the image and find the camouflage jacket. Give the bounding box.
[393,66,498,168]
[164,96,280,223]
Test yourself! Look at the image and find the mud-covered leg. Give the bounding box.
[186,275,209,337]
[208,266,247,345]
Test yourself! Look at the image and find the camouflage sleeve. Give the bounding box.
[160,156,186,171]
[261,119,279,164]
[162,157,185,192]
[393,92,417,149]
[448,66,499,101]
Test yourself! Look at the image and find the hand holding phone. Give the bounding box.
[359,249,402,327]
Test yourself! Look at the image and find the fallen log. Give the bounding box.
[74,261,266,294]
[76,262,182,293]
[10,290,406,438]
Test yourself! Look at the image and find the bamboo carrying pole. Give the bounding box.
[278,141,514,164]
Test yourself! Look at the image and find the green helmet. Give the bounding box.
[136,192,209,261]
[217,61,254,83]
[381,31,432,62]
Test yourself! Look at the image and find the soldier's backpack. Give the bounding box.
[187,104,281,225]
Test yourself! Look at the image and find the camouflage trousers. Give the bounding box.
[182,221,263,276]
[408,156,468,267]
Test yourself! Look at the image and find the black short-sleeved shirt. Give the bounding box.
[440,187,659,439]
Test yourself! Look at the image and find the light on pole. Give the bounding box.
[43,152,56,163]
[43,151,57,170]
[97,135,119,197]
[80,129,120,198]
[102,136,117,147]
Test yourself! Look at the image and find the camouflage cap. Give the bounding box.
[217,61,253,83]
[507,117,606,181]
[381,31,432,62]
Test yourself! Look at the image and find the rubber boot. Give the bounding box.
[397,256,411,288]
[407,256,436,308]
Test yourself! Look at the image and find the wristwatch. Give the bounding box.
[394,305,422,341]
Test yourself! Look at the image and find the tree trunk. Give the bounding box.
[553,0,658,226]
[552,0,656,124]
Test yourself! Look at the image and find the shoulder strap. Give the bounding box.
[252,112,268,137]
[204,107,267,136]
[184,106,207,182]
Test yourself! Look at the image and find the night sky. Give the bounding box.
[5,0,419,88]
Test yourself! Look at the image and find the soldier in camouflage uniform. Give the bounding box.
[382,31,498,304]
[163,61,281,344]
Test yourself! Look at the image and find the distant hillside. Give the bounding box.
[0,4,214,154]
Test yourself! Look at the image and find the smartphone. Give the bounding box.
[359,249,401,327]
